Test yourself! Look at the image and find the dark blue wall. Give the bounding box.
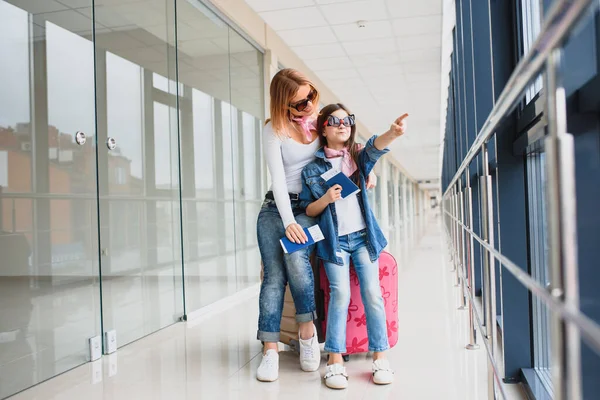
[441,0,600,395]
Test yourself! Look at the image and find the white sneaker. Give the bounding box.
[298,324,320,372]
[324,363,348,389]
[372,358,394,385]
[256,349,279,382]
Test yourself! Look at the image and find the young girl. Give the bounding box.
[299,104,408,389]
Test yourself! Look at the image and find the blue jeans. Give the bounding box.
[324,230,389,353]
[256,198,317,342]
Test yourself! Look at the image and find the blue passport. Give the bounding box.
[280,225,325,254]
[321,169,361,198]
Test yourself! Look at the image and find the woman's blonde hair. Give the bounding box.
[267,68,320,135]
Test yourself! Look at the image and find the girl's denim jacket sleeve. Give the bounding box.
[299,135,389,265]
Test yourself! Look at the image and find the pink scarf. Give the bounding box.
[323,146,358,177]
[290,115,316,142]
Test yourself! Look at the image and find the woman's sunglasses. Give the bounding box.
[289,89,317,112]
[324,114,356,127]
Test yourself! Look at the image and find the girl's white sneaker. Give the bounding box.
[324,363,348,389]
[372,359,394,385]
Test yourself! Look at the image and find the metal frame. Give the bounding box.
[442,0,600,399]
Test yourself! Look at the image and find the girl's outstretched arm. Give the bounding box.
[374,113,408,150]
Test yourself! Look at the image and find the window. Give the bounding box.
[520,0,543,102]
[153,102,177,189]
[192,89,215,194]
[114,167,127,185]
[526,150,552,394]
[387,163,395,225]
[0,150,8,187]
[242,112,258,200]
[107,52,143,184]
[153,72,183,94]
[221,101,236,196]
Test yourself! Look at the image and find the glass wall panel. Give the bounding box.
[93,0,184,347]
[176,0,264,311]
[0,1,101,397]
[228,28,264,292]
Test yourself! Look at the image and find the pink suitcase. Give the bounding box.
[318,251,399,356]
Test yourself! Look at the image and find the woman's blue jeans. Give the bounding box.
[256,199,317,342]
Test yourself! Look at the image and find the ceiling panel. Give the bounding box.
[95,30,146,51]
[178,39,227,57]
[403,61,441,74]
[398,34,442,50]
[34,10,96,33]
[314,0,360,4]
[304,56,353,71]
[55,0,96,7]
[400,48,441,63]
[386,0,441,18]
[357,64,404,78]
[316,68,360,80]
[319,0,388,25]
[292,43,346,59]
[350,53,401,67]
[278,26,338,47]
[405,72,441,82]
[327,78,368,92]
[342,38,397,56]
[392,15,442,36]
[7,0,69,14]
[407,79,442,92]
[245,0,315,13]
[332,20,393,42]
[259,7,327,31]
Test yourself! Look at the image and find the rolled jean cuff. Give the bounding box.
[369,345,390,352]
[324,347,347,354]
[257,330,280,343]
[295,310,317,323]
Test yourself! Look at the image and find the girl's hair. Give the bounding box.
[267,68,320,136]
[316,103,361,183]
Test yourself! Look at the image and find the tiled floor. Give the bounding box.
[9,217,526,399]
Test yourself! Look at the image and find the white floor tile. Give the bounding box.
[9,216,527,400]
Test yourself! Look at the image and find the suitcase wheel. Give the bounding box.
[289,340,300,353]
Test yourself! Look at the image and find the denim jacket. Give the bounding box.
[299,135,389,266]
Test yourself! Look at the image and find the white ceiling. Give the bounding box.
[245,0,455,183]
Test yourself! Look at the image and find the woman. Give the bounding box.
[256,69,376,382]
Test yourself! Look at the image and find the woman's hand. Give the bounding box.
[285,223,308,244]
[324,184,342,204]
[366,172,377,190]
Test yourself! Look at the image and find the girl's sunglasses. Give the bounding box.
[324,114,356,127]
[289,89,317,112]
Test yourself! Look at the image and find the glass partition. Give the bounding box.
[0,1,101,397]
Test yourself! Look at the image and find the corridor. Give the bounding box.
[9,217,522,400]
